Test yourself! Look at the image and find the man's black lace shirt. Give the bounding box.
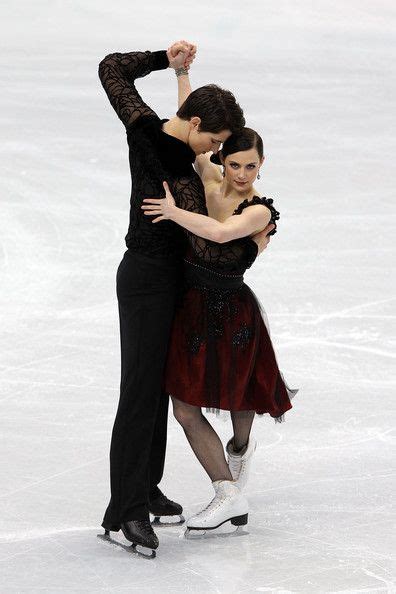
[98,49,258,273]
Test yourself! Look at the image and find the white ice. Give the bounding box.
[0,1,395,592]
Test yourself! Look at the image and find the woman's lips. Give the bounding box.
[235,180,247,186]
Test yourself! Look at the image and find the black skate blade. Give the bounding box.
[151,514,185,527]
[184,525,248,540]
[97,532,156,559]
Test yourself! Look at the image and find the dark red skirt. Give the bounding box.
[164,260,297,421]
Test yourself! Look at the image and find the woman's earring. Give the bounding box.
[257,171,261,180]
[222,167,225,178]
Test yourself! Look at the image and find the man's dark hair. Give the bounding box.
[177,84,245,134]
[210,127,264,164]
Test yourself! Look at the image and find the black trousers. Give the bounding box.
[102,250,181,527]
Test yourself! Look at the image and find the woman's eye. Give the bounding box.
[230,164,239,169]
[247,165,256,170]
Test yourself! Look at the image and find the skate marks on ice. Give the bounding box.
[280,296,396,326]
[272,296,396,360]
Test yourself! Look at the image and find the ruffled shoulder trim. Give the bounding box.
[232,196,280,233]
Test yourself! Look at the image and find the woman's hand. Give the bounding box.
[251,223,275,254]
[167,40,197,70]
[141,181,177,223]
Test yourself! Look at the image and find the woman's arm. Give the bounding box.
[174,60,224,185]
[176,64,193,108]
[168,202,271,243]
[194,154,224,184]
[142,182,272,243]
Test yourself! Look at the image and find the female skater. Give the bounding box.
[142,61,297,534]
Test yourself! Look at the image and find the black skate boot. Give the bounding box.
[99,520,159,559]
[149,490,185,526]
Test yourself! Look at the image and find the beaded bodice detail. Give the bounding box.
[182,194,280,358]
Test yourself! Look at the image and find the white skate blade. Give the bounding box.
[184,524,248,540]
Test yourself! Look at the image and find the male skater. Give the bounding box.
[98,40,270,553]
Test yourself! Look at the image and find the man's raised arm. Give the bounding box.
[98,50,169,128]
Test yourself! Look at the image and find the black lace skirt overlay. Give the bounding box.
[165,259,298,421]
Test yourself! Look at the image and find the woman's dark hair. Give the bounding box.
[177,84,245,134]
[210,127,264,165]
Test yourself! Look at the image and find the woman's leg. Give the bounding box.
[171,396,233,482]
[230,410,255,451]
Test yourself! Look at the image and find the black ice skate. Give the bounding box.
[98,520,159,559]
[149,490,185,526]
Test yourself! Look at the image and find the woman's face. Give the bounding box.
[223,148,264,193]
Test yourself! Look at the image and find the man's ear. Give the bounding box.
[189,116,201,130]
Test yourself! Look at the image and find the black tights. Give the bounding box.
[171,396,255,482]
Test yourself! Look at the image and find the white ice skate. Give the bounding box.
[185,480,248,534]
[226,436,257,491]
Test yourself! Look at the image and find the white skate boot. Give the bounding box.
[226,436,257,491]
[185,480,248,534]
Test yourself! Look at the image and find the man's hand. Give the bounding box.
[167,40,197,70]
[251,223,275,254]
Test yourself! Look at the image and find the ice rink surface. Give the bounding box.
[1,1,395,592]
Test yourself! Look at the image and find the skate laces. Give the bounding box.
[136,520,155,537]
[196,493,227,517]
[229,457,244,479]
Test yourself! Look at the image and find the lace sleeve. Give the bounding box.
[172,176,258,272]
[98,50,169,128]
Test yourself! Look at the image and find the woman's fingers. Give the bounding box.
[141,206,161,211]
[142,209,162,216]
[142,198,162,205]
[141,183,174,220]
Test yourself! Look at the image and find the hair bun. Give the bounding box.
[210,152,222,165]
